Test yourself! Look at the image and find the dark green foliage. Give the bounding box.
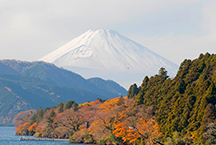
[29,114,37,124]
[44,107,50,113]
[58,102,64,113]
[36,107,44,123]
[141,76,149,87]
[47,116,53,124]
[127,83,140,98]
[65,100,73,109]
[159,67,169,81]
[65,100,78,110]
[97,97,106,102]
[131,53,216,143]
[49,109,55,118]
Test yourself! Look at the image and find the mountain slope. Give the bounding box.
[0,60,127,98]
[87,77,126,96]
[0,74,104,125]
[0,61,19,75]
[39,29,178,75]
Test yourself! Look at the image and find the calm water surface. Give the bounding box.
[0,126,86,145]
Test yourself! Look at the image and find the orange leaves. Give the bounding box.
[16,122,30,135]
[113,122,140,143]
[113,123,127,138]
[28,123,38,132]
[23,122,30,127]
[98,97,120,112]
[113,117,163,144]
[16,123,24,134]
[16,122,38,134]
[114,122,125,128]
[15,96,163,144]
[88,97,129,137]
[89,100,100,106]
[56,113,62,117]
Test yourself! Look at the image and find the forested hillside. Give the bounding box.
[129,52,216,144]
[0,60,127,125]
[0,60,127,98]
[15,53,216,144]
[0,74,103,125]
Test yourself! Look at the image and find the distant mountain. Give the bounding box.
[0,74,103,125]
[0,61,19,75]
[0,60,127,98]
[0,60,127,125]
[39,29,178,88]
[87,77,126,96]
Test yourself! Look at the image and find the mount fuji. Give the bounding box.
[39,29,178,88]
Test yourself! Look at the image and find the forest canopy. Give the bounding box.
[15,53,216,144]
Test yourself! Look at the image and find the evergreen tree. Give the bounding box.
[159,67,169,81]
[127,83,140,98]
[65,100,78,111]
[36,106,44,123]
[65,100,73,109]
[141,76,149,87]
[49,109,55,118]
[58,102,64,113]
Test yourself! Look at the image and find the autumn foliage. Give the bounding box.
[14,53,216,144]
[15,97,163,144]
[113,118,163,144]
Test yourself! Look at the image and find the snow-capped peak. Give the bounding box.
[39,29,178,75]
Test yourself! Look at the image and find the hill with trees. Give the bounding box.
[0,74,103,125]
[0,60,127,98]
[0,60,127,125]
[14,53,216,144]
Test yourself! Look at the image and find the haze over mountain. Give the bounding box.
[0,60,126,98]
[40,29,178,88]
[0,60,127,125]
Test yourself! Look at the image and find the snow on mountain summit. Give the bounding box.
[40,29,178,75]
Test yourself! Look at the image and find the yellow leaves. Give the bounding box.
[78,102,90,108]
[189,130,197,139]
[185,130,197,142]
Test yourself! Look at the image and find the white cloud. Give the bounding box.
[0,0,213,63]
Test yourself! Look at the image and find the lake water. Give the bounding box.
[0,126,86,145]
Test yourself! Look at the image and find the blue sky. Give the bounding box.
[0,0,215,65]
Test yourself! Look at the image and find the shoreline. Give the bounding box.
[20,136,69,142]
